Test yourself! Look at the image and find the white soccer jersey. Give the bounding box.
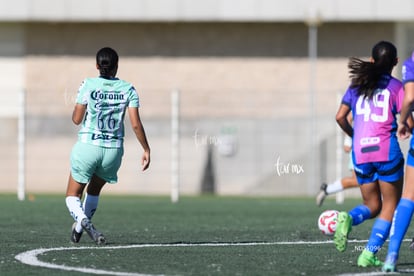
[76,77,139,148]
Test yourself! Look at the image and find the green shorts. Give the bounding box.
[70,141,124,184]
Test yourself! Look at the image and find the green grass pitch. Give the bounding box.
[2,194,414,275]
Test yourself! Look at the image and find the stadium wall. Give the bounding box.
[0,21,404,196]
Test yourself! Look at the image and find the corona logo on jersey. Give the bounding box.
[91,90,125,101]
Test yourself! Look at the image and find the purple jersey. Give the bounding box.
[341,75,404,164]
[402,51,414,84]
[402,52,414,150]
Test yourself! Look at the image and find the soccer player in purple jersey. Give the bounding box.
[334,41,405,267]
[382,51,414,272]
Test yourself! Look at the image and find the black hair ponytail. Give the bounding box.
[348,41,397,99]
[96,47,119,78]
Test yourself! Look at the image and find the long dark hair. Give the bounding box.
[96,47,119,78]
[348,41,397,99]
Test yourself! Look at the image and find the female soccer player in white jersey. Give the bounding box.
[382,51,414,272]
[334,41,404,267]
[65,47,150,244]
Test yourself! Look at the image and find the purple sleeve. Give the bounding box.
[341,87,354,107]
[396,86,404,113]
[402,52,414,84]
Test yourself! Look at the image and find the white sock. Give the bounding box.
[83,193,99,220]
[65,196,87,232]
[326,179,343,194]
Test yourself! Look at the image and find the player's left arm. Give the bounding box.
[128,106,151,171]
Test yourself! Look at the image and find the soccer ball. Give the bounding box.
[318,210,339,235]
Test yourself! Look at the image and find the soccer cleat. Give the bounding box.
[382,263,396,273]
[316,183,328,206]
[357,249,383,267]
[382,252,398,272]
[333,211,352,252]
[71,222,83,243]
[81,218,106,245]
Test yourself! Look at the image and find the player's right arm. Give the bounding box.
[73,79,89,125]
[72,104,86,125]
[336,103,353,138]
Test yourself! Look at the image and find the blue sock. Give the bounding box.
[83,193,99,219]
[349,205,371,226]
[387,198,414,259]
[365,218,391,254]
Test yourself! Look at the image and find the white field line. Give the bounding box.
[15,239,412,276]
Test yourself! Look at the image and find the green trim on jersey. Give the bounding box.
[76,77,139,148]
